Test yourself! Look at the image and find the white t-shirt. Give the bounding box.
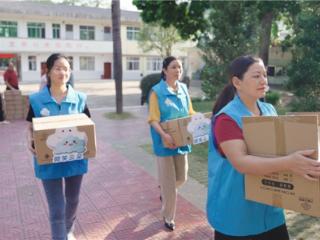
[39,75,47,90]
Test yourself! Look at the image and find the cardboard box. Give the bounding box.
[22,95,30,119]
[32,113,96,165]
[160,112,211,147]
[4,90,22,100]
[243,115,320,217]
[3,90,28,120]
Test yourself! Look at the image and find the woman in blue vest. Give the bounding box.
[148,56,195,231]
[207,55,320,240]
[26,53,90,240]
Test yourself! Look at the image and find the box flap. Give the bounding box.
[286,112,320,126]
[33,114,94,131]
[243,115,318,159]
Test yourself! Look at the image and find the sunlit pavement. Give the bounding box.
[0,100,214,239]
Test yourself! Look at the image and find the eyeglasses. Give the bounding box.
[52,66,70,72]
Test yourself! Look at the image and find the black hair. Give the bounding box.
[46,53,69,87]
[212,55,261,115]
[160,56,178,80]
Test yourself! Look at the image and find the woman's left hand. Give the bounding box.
[162,133,176,149]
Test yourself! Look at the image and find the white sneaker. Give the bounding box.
[67,233,77,240]
[0,120,10,124]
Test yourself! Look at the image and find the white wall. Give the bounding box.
[19,53,113,82]
[0,14,203,82]
[20,53,44,82]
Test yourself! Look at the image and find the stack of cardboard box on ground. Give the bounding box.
[243,113,320,217]
[32,113,96,165]
[3,90,29,120]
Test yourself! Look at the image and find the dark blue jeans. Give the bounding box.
[0,93,4,121]
[42,175,83,240]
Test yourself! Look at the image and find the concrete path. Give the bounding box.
[0,80,214,239]
[4,79,205,109]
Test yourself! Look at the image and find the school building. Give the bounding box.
[0,1,202,83]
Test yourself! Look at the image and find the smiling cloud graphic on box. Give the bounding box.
[46,127,88,163]
[187,113,210,144]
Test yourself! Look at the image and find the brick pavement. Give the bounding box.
[0,107,214,240]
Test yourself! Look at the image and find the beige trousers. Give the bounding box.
[157,154,188,222]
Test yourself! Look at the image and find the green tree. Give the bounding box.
[199,1,259,98]
[137,23,181,58]
[112,0,123,113]
[134,1,300,66]
[133,0,209,40]
[287,3,320,111]
[256,1,300,65]
[134,1,259,98]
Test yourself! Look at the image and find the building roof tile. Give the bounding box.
[0,1,140,22]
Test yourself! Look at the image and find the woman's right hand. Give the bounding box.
[286,150,320,181]
[26,123,36,156]
[27,139,36,155]
[162,133,176,149]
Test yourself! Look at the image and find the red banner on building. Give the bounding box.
[0,54,16,59]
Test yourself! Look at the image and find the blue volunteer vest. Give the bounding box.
[207,95,285,236]
[29,85,88,180]
[150,79,191,156]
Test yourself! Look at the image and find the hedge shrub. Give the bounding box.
[139,73,161,105]
[265,91,281,106]
[139,73,191,105]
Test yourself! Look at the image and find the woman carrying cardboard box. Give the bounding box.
[207,55,320,240]
[148,56,195,231]
[26,53,90,240]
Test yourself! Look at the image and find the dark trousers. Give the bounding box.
[42,175,83,240]
[215,224,290,240]
[0,94,4,121]
[6,86,19,90]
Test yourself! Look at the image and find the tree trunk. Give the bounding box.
[112,0,123,113]
[259,11,274,66]
[165,45,172,58]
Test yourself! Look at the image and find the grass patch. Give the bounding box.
[140,143,153,155]
[104,112,135,120]
[192,99,213,113]
[140,142,208,186]
[191,97,291,115]
[188,143,208,185]
[275,105,289,115]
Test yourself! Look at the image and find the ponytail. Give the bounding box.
[160,70,166,80]
[212,84,236,115]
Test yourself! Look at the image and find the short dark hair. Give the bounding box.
[46,53,69,87]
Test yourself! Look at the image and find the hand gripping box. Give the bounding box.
[160,112,211,147]
[32,113,96,165]
[243,115,320,217]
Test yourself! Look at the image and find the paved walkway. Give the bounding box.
[0,81,214,240]
[4,79,204,109]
